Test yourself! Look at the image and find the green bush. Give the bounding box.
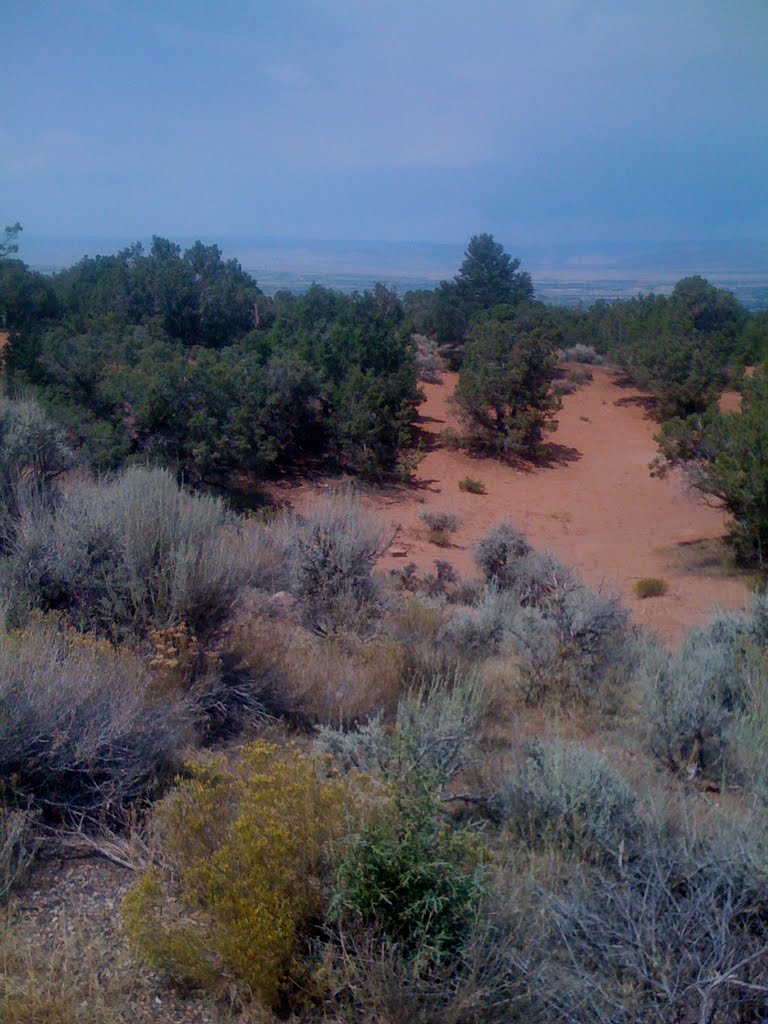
[331,782,486,968]
[458,476,486,494]
[454,312,560,459]
[655,366,768,566]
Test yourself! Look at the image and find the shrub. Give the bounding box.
[330,781,486,969]
[473,528,630,704]
[634,577,668,598]
[474,522,532,588]
[316,671,486,789]
[561,343,602,364]
[453,315,560,459]
[0,619,190,821]
[565,366,593,385]
[0,807,40,903]
[636,621,761,777]
[122,741,348,1008]
[524,817,768,1024]
[498,739,640,863]
[427,527,452,547]
[419,510,462,533]
[284,488,389,635]
[6,466,256,640]
[502,558,629,705]
[413,333,444,384]
[0,397,74,552]
[439,586,513,657]
[458,476,486,494]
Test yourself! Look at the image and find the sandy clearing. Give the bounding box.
[268,366,750,644]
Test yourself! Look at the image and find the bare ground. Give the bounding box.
[270,366,750,644]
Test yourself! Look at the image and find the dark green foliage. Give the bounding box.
[454,307,560,458]
[9,246,421,481]
[332,782,485,965]
[53,237,262,347]
[740,309,768,364]
[655,365,768,565]
[456,233,533,315]
[0,223,22,259]
[426,235,534,367]
[0,259,59,333]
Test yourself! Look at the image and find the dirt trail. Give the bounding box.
[271,366,750,643]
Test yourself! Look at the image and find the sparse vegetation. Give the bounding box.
[4,228,768,1024]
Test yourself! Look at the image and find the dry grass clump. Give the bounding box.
[0,913,132,1024]
[426,527,452,547]
[223,616,408,725]
[458,476,486,494]
[123,741,348,1010]
[634,576,668,599]
[0,810,40,905]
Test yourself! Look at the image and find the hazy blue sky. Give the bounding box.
[4,0,767,244]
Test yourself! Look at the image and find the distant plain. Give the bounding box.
[22,235,768,309]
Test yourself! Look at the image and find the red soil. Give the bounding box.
[269,367,750,644]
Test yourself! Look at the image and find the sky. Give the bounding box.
[3,0,768,245]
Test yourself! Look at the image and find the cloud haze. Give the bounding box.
[4,0,767,243]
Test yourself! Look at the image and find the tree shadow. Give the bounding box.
[527,442,582,469]
[614,394,659,417]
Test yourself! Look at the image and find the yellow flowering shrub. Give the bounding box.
[122,741,348,1008]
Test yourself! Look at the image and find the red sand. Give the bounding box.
[270,367,749,643]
